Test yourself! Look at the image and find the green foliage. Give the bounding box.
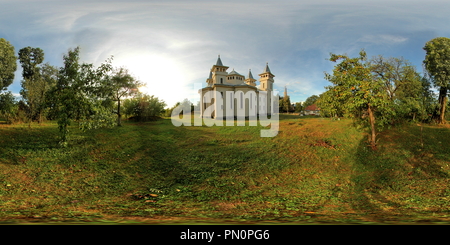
[49,47,114,144]
[101,67,142,126]
[78,100,116,131]
[323,50,394,147]
[279,96,292,113]
[294,101,303,113]
[0,91,18,123]
[423,37,450,124]
[317,89,345,118]
[123,93,166,121]
[370,55,431,122]
[18,47,57,123]
[1,117,450,223]
[423,37,450,88]
[0,38,17,90]
[18,47,44,79]
[303,95,319,108]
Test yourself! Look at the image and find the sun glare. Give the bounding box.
[115,54,189,107]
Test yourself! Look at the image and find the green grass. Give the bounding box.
[0,116,450,224]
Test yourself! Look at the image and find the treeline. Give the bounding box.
[316,37,450,149]
[0,38,167,145]
[278,95,318,113]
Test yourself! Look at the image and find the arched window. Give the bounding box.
[220,78,223,84]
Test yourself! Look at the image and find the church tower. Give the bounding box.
[258,63,275,115]
[258,63,275,92]
[210,55,229,85]
[206,71,213,87]
[245,69,256,86]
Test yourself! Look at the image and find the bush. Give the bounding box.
[0,92,19,124]
[123,93,166,121]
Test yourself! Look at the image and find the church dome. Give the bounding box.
[228,69,242,76]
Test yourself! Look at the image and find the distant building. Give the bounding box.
[303,104,320,116]
[199,55,277,119]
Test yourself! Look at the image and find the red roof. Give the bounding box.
[305,104,319,111]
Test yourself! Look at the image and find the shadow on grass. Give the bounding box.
[0,125,60,165]
[349,124,450,222]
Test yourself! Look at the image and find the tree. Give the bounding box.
[303,95,319,108]
[324,50,393,149]
[418,76,438,122]
[278,96,285,113]
[278,96,292,113]
[0,91,18,124]
[0,38,17,91]
[40,63,59,119]
[317,90,345,118]
[423,37,450,124]
[294,102,303,113]
[284,96,292,113]
[102,67,141,126]
[49,47,114,144]
[370,55,425,122]
[18,47,55,124]
[123,93,166,121]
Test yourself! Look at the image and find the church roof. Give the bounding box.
[228,69,242,76]
[216,55,224,66]
[263,62,271,73]
[208,71,212,79]
[248,69,254,79]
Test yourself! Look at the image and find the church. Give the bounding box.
[199,55,277,119]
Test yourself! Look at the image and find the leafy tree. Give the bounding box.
[317,89,345,118]
[278,96,285,113]
[284,96,292,112]
[18,47,56,124]
[278,96,292,113]
[40,63,59,119]
[423,37,450,124]
[418,76,438,122]
[163,99,181,117]
[294,101,303,113]
[324,50,393,149]
[0,38,17,91]
[123,93,166,121]
[49,47,114,144]
[370,55,425,122]
[303,95,319,108]
[101,67,141,126]
[0,91,18,123]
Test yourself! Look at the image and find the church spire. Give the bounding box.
[248,69,254,79]
[216,55,224,66]
[245,69,256,86]
[264,62,271,74]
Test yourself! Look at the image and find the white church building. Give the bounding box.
[199,56,277,119]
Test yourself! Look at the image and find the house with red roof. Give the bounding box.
[303,104,320,116]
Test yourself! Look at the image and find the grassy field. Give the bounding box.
[1,114,450,224]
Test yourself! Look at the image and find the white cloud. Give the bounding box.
[3,0,450,108]
[358,34,408,45]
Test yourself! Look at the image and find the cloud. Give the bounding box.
[2,0,450,107]
[358,34,408,45]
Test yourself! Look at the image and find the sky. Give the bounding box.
[1,0,450,107]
